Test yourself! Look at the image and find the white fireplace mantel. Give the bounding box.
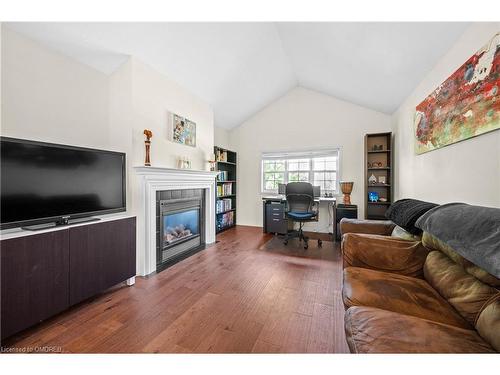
[134,166,218,276]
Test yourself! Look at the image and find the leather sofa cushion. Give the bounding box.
[475,298,500,352]
[423,232,500,287]
[391,225,422,241]
[345,306,495,353]
[343,267,470,329]
[340,218,395,236]
[342,233,429,278]
[424,251,500,326]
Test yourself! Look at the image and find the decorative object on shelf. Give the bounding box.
[368,174,377,184]
[379,197,388,202]
[208,153,216,171]
[216,149,228,162]
[176,156,192,169]
[368,191,379,202]
[340,181,354,205]
[415,32,500,155]
[378,176,386,184]
[376,161,383,167]
[367,162,372,168]
[172,113,196,147]
[143,129,153,166]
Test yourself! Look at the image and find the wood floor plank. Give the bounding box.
[307,303,335,353]
[256,287,298,347]
[251,339,281,353]
[142,292,221,352]
[281,312,312,353]
[3,226,348,353]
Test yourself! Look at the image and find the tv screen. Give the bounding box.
[1,137,126,229]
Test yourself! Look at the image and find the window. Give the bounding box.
[261,150,339,194]
[263,159,285,191]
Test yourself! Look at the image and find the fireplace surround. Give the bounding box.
[134,166,218,276]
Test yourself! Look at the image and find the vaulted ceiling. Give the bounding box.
[5,22,469,129]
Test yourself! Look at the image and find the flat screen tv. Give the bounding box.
[1,137,126,230]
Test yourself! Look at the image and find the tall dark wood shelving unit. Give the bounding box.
[214,146,237,233]
[364,132,393,220]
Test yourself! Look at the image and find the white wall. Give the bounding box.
[129,58,214,171]
[214,126,231,150]
[392,23,500,208]
[1,27,110,150]
[230,87,392,230]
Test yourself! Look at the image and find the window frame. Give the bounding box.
[261,148,341,195]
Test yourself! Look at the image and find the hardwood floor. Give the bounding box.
[3,226,349,353]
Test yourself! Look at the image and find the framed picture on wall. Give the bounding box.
[171,113,196,147]
[414,32,500,154]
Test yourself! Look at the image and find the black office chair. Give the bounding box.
[283,182,321,249]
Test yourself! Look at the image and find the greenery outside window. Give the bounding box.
[261,149,340,195]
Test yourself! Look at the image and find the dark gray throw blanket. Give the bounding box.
[385,198,439,235]
[416,203,500,278]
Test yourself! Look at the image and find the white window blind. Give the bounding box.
[261,149,340,194]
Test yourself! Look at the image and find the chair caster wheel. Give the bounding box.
[304,243,309,250]
[318,239,322,247]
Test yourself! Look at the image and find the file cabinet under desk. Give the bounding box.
[262,198,288,235]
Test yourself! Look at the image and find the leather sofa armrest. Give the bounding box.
[340,218,395,237]
[342,233,429,278]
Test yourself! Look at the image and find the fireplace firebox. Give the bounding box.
[156,189,205,271]
[163,208,200,247]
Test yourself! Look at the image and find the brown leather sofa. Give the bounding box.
[340,218,500,353]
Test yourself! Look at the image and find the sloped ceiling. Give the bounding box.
[4,22,469,128]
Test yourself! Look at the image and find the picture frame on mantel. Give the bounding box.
[168,112,197,147]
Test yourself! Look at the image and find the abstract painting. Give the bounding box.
[172,113,196,147]
[414,32,500,154]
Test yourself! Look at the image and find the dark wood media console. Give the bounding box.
[0,216,136,340]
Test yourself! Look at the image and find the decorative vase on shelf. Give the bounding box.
[143,129,153,166]
[339,181,354,205]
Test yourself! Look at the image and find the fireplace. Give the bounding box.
[134,166,217,276]
[156,189,205,270]
[163,208,200,247]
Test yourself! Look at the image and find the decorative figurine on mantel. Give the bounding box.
[143,129,153,166]
[340,181,354,205]
[176,156,192,169]
[208,153,216,171]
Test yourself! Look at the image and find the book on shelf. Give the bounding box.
[216,198,232,214]
[216,170,229,181]
[216,211,234,230]
[217,183,232,197]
